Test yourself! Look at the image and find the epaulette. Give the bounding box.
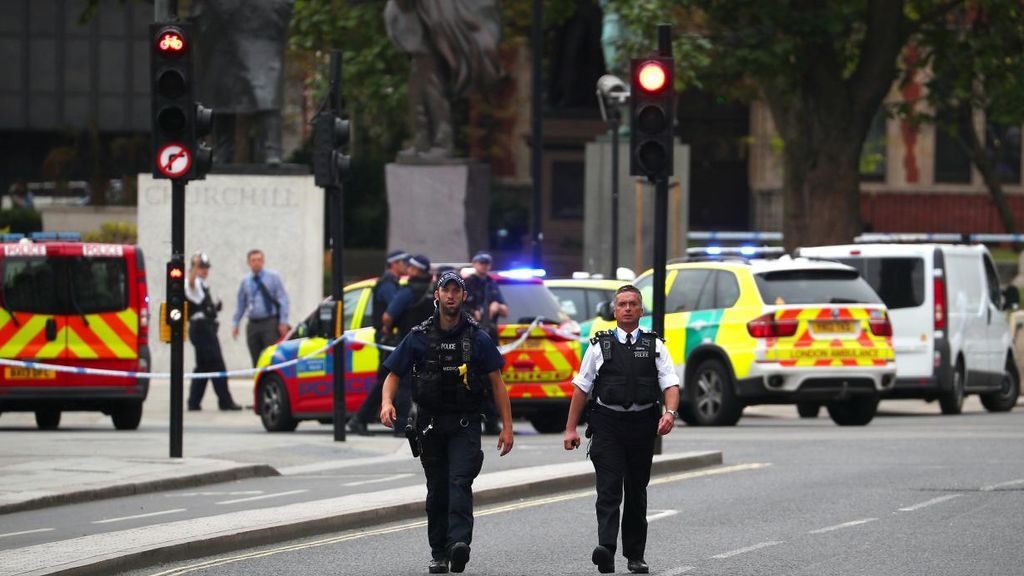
[589,329,615,346]
[463,313,480,328]
[643,330,663,342]
[410,316,435,334]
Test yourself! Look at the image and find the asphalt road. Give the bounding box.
[111,398,1024,576]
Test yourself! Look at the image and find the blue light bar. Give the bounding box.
[705,246,723,256]
[739,244,757,256]
[1,233,25,242]
[498,268,547,280]
[30,232,57,241]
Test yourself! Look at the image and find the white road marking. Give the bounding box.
[342,473,414,487]
[808,518,877,534]
[655,566,695,576]
[168,491,262,498]
[216,489,308,505]
[646,509,679,522]
[981,478,1024,492]
[898,494,961,512]
[92,508,187,524]
[0,528,55,539]
[711,541,785,559]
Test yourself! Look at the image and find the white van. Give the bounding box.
[796,243,1019,414]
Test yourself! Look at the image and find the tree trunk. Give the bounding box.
[954,102,1018,236]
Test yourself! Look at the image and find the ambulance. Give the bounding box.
[0,233,150,429]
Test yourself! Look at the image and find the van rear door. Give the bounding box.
[1,251,68,374]
[63,245,138,362]
[836,256,931,378]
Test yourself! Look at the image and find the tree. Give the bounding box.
[611,0,971,249]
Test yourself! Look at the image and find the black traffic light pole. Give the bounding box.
[324,50,348,443]
[170,183,185,458]
[611,113,620,278]
[651,25,673,457]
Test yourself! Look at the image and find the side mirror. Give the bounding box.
[318,301,338,339]
[1002,286,1020,311]
[596,300,614,322]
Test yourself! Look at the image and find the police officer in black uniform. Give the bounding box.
[184,252,242,411]
[349,249,408,435]
[380,270,514,574]
[564,285,679,574]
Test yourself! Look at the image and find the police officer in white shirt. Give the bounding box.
[185,252,241,411]
[564,284,680,574]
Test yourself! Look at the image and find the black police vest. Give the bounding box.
[591,330,662,408]
[410,315,489,414]
[396,277,435,337]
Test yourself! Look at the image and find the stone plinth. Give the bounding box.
[137,173,323,374]
[385,163,491,262]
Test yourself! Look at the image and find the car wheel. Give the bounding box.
[687,358,743,426]
[796,402,820,418]
[980,365,1019,413]
[111,401,144,430]
[939,361,965,415]
[35,409,61,430]
[530,410,567,434]
[259,375,298,432]
[827,396,878,426]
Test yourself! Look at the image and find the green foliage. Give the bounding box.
[83,222,137,244]
[0,208,43,235]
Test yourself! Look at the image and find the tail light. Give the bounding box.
[138,299,150,346]
[869,314,893,337]
[933,276,946,331]
[747,313,798,338]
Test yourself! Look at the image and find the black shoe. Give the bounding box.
[219,403,243,411]
[448,542,470,573]
[592,545,614,574]
[187,405,201,411]
[428,558,449,574]
[627,559,649,574]
[347,419,370,436]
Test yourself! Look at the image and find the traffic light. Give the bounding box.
[629,58,675,181]
[313,112,351,188]
[166,259,186,330]
[150,23,214,181]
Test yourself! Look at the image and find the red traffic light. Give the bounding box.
[637,61,667,93]
[156,28,186,55]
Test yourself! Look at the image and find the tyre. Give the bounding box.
[529,410,567,434]
[939,362,965,415]
[980,365,1019,413]
[687,358,743,426]
[35,409,61,430]
[111,401,143,430]
[827,396,878,426]
[259,375,298,432]
[796,402,820,418]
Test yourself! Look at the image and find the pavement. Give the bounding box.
[0,379,724,576]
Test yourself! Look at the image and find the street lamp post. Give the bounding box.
[596,75,630,279]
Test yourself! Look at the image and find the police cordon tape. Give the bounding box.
[0,317,554,381]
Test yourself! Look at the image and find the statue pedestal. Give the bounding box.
[385,162,491,263]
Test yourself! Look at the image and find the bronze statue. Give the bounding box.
[384,0,502,162]
[191,0,295,166]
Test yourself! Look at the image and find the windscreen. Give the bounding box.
[835,257,925,309]
[500,282,568,324]
[2,258,60,313]
[2,257,128,314]
[754,269,882,305]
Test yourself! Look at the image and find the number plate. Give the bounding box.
[4,367,57,380]
[813,321,855,334]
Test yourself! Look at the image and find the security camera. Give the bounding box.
[596,74,630,122]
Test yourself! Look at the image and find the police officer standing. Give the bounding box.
[563,285,679,574]
[463,252,508,435]
[349,249,408,435]
[185,252,241,411]
[380,270,514,574]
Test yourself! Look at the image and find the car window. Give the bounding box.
[343,288,365,329]
[666,269,712,313]
[983,255,1001,306]
[755,269,882,305]
[3,257,61,313]
[838,257,924,309]
[549,287,587,321]
[715,271,740,308]
[589,289,616,319]
[68,257,128,313]
[501,282,568,323]
[2,256,127,314]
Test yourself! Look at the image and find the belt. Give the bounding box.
[249,316,278,322]
[593,403,659,417]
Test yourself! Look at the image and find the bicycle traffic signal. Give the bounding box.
[150,23,213,181]
[629,58,675,181]
[165,259,186,331]
[313,112,351,188]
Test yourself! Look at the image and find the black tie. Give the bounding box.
[625,333,633,346]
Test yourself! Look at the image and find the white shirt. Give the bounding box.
[186,276,210,320]
[572,327,680,412]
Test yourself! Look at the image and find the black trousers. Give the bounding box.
[245,316,279,367]
[419,412,484,560]
[187,319,235,409]
[589,404,660,560]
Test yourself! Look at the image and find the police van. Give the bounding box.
[798,239,1019,414]
[0,233,151,429]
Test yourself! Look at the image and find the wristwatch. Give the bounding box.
[665,409,678,418]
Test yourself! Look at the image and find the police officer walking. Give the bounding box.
[563,285,679,574]
[349,249,408,435]
[380,270,514,574]
[463,252,508,435]
[185,252,241,411]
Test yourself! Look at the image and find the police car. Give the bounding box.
[253,269,581,433]
[589,248,897,426]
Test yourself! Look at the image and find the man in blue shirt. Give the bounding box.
[380,270,513,574]
[232,249,291,366]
